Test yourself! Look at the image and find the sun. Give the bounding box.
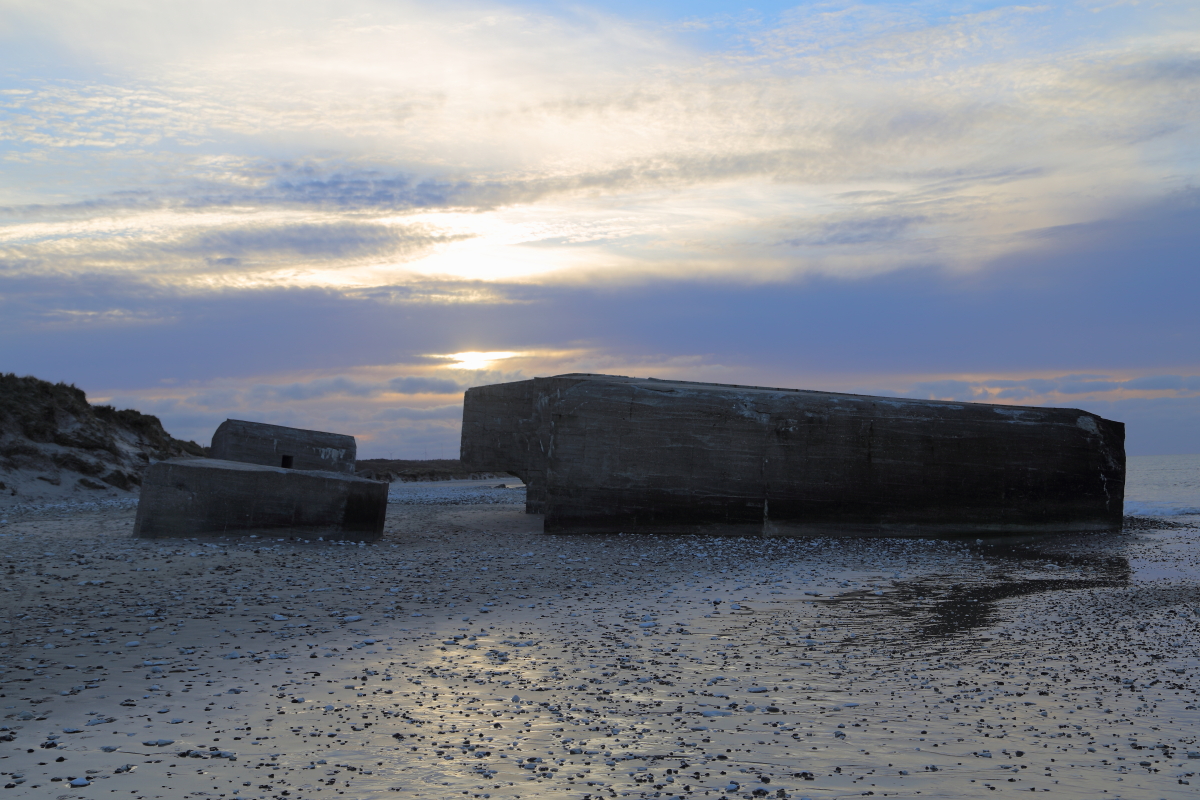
[432,351,522,370]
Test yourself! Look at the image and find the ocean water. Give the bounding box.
[1124,452,1200,516]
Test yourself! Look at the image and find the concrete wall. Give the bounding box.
[133,458,387,540]
[210,419,356,473]
[461,374,1126,536]
[459,377,552,512]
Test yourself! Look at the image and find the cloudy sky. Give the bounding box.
[2,0,1197,457]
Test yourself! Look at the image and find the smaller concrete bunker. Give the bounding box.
[210,418,356,473]
[134,459,386,540]
[135,420,385,540]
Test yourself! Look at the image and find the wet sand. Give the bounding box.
[2,482,1199,799]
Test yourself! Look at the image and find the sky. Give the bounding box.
[1,0,1197,458]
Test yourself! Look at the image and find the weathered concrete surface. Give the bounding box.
[210,419,356,472]
[133,458,386,540]
[461,374,1126,535]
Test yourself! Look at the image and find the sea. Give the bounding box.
[1124,452,1200,516]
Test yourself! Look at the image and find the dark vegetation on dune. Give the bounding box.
[0,373,205,495]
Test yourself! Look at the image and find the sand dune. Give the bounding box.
[0,375,204,511]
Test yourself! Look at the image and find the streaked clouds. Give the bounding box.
[1,0,1197,456]
[907,375,1200,403]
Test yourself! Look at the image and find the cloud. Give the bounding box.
[1121,375,1200,392]
[906,379,981,400]
[251,378,382,402]
[186,222,459,260]
[782,214,929,247]
[388,376,462,394]
[192,374,467,405]
[0,215,469,289]
[0,0,1195,292]
[1102,55,1200,89]
[905,374,1200,404]
[373,404,463,421]
[4,184,1197,389]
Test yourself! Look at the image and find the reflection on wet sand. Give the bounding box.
[911,536,1134,640]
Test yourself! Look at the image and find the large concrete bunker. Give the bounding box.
[135,420,385,540]
[461,374,1126,536]
[210,419,356,473]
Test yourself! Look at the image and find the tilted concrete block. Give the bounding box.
[461,374,1126,536]
[210,419,356,473]
[133,458,387,540]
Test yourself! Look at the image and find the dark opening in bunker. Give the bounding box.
[281,455,294,469]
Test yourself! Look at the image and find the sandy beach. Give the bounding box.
[2,480,1199,799]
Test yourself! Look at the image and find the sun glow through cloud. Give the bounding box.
[434,352,523,371]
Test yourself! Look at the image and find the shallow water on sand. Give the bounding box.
[1,477,1199,800]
